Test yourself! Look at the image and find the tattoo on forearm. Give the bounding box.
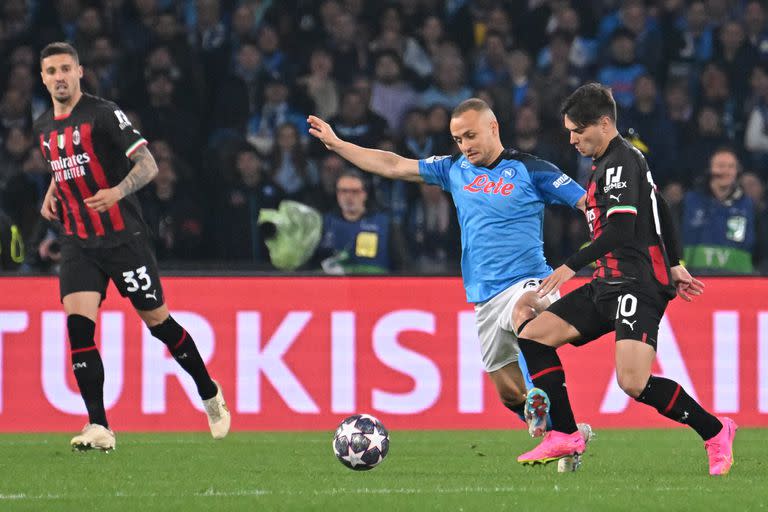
[116,145,158,197]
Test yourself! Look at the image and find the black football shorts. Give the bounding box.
[59,235,165,311]
[547,279,669,350]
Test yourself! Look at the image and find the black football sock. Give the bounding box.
[150,316,217,400]
[517,337,577,434]
[67,314,108,429]
[636,376,723,440]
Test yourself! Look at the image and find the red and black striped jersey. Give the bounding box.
[33,93,149,247]
[585,135,676,297]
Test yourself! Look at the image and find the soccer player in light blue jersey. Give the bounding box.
[308,98,588,440]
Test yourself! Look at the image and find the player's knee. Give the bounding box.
[66,314,96,351]
[512,304,536,335]
[617,372,647,399]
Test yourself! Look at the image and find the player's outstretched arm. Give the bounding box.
[307,115,423,183]
[84,145,158,212]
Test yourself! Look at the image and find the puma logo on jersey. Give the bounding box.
[621,319,637,331]
[145,290,158,300]
[610,193,622,202]
[43,140,50,149]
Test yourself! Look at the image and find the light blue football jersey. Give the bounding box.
[419,150,585,303]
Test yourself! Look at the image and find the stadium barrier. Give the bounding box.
[0,276,765,431]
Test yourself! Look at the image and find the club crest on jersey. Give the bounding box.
[603,165,627,193]
[73,128,80,146]
[57,134,65,149]
[463,174,514,195]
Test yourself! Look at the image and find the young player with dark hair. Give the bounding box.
[515,83,735,475]
[34,42,230,451]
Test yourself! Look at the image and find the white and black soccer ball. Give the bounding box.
[332,414,389,471]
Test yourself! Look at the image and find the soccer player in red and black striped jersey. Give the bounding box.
[34,42,230,450]
[514,83,736,475]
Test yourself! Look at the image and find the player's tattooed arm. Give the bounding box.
[117,145,159,198]
[85,144,158,212]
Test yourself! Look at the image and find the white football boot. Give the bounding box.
[557,423,595,472]
[71,423,116,452]
[203,380,231,440]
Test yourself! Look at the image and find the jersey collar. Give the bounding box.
[593,135,623,164]
[484,148,514,170]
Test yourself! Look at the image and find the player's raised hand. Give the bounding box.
[307,115,342,150]
[40,190,58,221]
[670,264,704,302]
[537,264,575,297]
[84,187,123,212]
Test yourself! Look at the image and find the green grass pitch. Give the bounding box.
[0,429,764,511]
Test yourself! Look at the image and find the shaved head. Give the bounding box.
[449,98,504,166]
[452,98,496,121]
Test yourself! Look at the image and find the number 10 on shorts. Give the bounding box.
[615,294,637,319]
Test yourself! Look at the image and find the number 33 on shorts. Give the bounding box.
[122,266,152,293]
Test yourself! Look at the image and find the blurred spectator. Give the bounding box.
[744,63,768,175]
[420,54,472,110]
[214,146,283,262]
[404,182,459,273]
[662,0,714,84]
[309,154,348,213]
[246,77,306,155]
[696,62,739,140]
[472,31,509,88]
[713,19,757,99]
[677,106,730,185]
[212,40,267,140]
[662,180,686,239]
[740,171,767,270]
[256,24,285,77]
[400,108,435,160]
[664,79,694,145]
[425,104,454,155]
[538,8,597,73]
[297,48,339,120]
[81,36,121,102]
[316,171,406,274]
[744,1,768,62]
[619,74,677,183]
[683,148,755,274]
[0,0,33,49]
[141,158,205,261]
[269,122,318,200]
[370,51,417,132]
[597,28,647,109]
[509,104,565,171]
[328,12,367,83]
[329,89,388,149]
[138,70,201,161]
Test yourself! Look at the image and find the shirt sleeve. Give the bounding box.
[418,155,454,191]
[98,102,148,158]
[527,158,585,208]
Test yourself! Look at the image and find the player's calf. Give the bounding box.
[67,314,109,429]
[149,315,217,400]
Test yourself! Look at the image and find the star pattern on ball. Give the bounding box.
[337,419,360,441]
[367,426,387,453]
[342,445,368,468]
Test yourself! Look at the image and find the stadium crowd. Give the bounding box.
[0,0,767,274]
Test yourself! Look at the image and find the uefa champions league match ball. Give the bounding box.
[332,414,390,471]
